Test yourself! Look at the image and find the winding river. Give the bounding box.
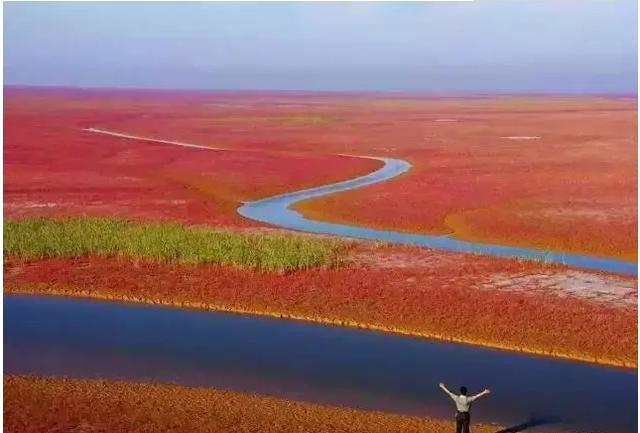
[238,157,637,275]
[87,128,637,275]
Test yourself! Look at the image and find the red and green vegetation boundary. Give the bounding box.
[4,375,501,433]
[5,89,636,259]
[4,217,636,368]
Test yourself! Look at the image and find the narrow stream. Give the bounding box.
[238,157,637,276]
[5,295,637,433]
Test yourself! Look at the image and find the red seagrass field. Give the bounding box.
[6,87,635,260]
[4,88,381,227]
[4,87,638,367]
[4,2,639,432]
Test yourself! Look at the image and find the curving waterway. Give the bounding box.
[238,157,637,275]
[86,128,636,275]
[5,295,637,433]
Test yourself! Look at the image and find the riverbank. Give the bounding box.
[5,244,636,368]
[4,375,505,433]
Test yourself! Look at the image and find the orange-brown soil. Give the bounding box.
[4,375,502,433]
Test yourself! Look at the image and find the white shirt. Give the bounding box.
[443,390,481,412]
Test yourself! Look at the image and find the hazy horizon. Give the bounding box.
[4,1,638,94]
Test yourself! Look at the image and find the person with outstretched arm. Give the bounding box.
[439,382,491,433]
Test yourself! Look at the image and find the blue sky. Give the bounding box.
[3,1,638,93]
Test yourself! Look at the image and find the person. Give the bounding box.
[439,382,491,433]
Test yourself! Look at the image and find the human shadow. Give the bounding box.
[494,416,561,433]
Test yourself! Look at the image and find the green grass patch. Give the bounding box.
[4,217,344,271]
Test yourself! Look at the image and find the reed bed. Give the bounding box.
[4,217,343,271]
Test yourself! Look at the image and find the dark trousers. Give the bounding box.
[455,411,470,433]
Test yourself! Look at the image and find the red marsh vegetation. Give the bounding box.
[5,89,635,260]
[4,88,380,226]
[4,88,637,259]
[291,97,638,261]
[4,375,500,433]
[5,242,636,367]
[4,88,636,366]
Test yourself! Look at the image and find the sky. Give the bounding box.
[3,1,638,93]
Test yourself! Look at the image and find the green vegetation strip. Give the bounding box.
[4,217,343,271]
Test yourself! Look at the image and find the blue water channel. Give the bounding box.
[238,157,637,275]
[4,295,637,433]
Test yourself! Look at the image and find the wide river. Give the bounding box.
[5,295,637,433]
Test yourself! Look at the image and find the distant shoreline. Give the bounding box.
[4,84,638,98]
